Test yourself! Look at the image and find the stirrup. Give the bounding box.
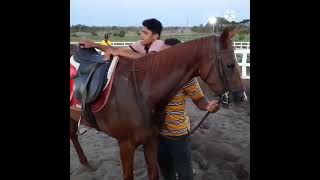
[76,118,81,135]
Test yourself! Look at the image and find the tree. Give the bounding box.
[191,26,200,33]
[119,30,125,38]
[111,26,118,30]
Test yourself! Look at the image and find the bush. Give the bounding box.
[91,31,98,36]
[238,34,245,41]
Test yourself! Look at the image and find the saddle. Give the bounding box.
[72,46,112,130]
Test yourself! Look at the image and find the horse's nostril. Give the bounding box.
[231,91,247,104]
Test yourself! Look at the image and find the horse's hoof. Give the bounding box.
[86,164,97,172]
[72,165,88,175]
[89,167,97,172]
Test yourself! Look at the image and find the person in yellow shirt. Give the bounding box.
[100,33,112,46]
[158,38,220,180]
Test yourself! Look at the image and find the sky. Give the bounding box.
[70,0,250,26]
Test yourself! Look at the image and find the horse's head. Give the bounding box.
[199,27,247,106]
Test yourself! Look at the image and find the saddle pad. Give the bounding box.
[70,56,118,112]
[70,72,115,112]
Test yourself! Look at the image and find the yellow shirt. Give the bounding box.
[160,78,205,137]
[100,40,112,46]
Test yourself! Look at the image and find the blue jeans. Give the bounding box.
[158,135,193,180]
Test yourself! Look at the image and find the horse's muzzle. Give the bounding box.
[231,90,247,104]
[219,90,247,108]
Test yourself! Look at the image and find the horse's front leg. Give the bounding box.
[119,139,136,180]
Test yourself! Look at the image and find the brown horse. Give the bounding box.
[70,28,247,180]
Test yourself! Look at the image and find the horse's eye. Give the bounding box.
[227,64,235,69]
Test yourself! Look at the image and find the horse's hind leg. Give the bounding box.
[119,140,135,180]
[70,118,89,166]
[143,135,159,180]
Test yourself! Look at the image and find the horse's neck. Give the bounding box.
[142,37,212,109]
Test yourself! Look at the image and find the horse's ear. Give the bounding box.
[220,27,242,49]
[220,27,232,49]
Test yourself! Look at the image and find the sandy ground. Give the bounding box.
[70,80,250,180]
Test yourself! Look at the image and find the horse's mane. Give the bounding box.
[136,35,213,65]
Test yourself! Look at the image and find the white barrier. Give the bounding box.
[235,49,250,79]
[70,42,250,79]
[233,42,250,49]
[70,41,250,49]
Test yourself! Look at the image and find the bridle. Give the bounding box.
[203,36,232,106]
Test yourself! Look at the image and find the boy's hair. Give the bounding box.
[142,18,163,38]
